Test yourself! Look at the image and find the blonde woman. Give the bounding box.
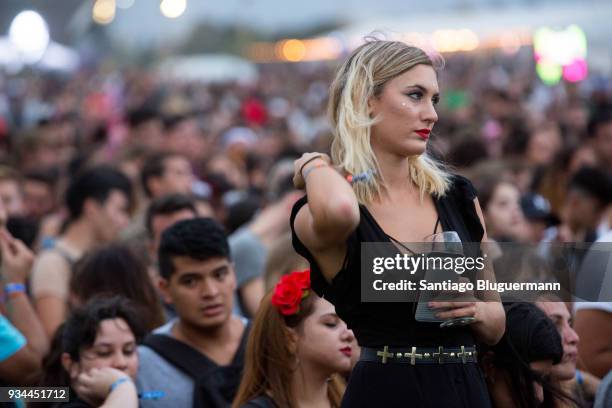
[290,40,505,407]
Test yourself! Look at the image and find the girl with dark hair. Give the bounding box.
[233,270,355,408]
[37,296,145,408]
[70,244,165,331]
[480,303,575,408]
[471,170,527,242]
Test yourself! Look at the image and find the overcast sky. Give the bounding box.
[108,0,560,46]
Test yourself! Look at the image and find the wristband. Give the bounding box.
[299,155,325,178]
[302,163,330,180]
[109,377,131,393]
[4,283,26,297]
[139,390,166,400]
[346,169,376,184]
[575,369,584,386]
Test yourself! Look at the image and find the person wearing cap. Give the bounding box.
[521,193,560,243]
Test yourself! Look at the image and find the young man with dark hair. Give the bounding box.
[140,152,193,200]
[587,109,612,171]
[22,167,59,220]
[562,166,612,243]
[30,165,133,337]
[145,194,198,254]
[162,113,208,164]
[144,194,198,319]
[137,218,248,408]
[126,106,164,150]
[122,152,195,245]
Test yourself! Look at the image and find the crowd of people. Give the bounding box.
[0,37,611,407]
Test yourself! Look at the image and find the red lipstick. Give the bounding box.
[340,347,352,357]
[415,129,431,140]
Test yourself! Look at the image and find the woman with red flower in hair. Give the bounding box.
[233,270,356,408]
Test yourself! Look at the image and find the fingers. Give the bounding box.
[2,230,19,253]
[13,238,33,258]
[429,301,476,309]
[0,229,31,259]
[434,304,477,320]
[76,371,95,393]
[0,234,8,253]
[73,381,88,397]
[0,228,13,245]
[293,173,305,190]
[0,229,16,256]
[428,300,480,320]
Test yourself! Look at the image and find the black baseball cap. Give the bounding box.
[521,193,560,226]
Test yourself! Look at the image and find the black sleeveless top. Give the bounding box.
[290,174,485,347]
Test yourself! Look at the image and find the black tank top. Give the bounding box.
[290,174,485,347]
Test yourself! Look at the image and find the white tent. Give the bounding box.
[0,37,80,73]
[157,54,258,84]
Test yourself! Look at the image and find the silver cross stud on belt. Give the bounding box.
[404,346,423,365]
[377,346,394,364]
[433,346,451,364]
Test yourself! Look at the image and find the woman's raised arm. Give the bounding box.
[292,152,360,253]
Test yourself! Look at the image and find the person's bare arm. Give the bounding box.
[239,277,265,317]
[0,344,43,385]
[30,251,71,338]
[292,154,360,273]
[431,197,505,345]
[4,293,48,359]
[35,296,67,338]
[470,197,505,345]
[249,192,303,247]
[237,192,300,315]
[574,309,612,378]
[0,230,49,383]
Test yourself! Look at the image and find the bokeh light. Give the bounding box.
[160,0,187,19]
[8,10,50,64]
[563,58,588,82]
[279,39,306,62]
[93,0,116,25]
[499,32,521,55]
[432,29,479,53]
[536,59,563,86]
[533,25,588,85]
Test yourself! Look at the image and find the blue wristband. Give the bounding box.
[4,283,26,296]
[109,377,131,393]
[575,370,584,386]
[139,390,165,400]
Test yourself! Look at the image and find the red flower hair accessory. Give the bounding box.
[271,269,311,316]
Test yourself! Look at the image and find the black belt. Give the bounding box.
[360,345,478,365]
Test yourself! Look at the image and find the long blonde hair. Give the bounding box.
[329,39,451,204]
